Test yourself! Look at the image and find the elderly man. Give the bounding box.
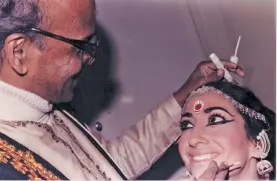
[0,0,243,180]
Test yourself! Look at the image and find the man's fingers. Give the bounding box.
[204,69,224,83]
[216,69,224,78]
[220,60,238,69]
[200,60,244,77]
[204,61,218,71]
[205,68,242,85]
[198,161,219,180]
[234,66,244,76]
[215,169,228,181]
[215,163,229,181]
[221,61,244,77]
[227,66,244,77]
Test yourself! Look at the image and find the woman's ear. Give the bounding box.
[3,33,29,75]
[248,139,262,159]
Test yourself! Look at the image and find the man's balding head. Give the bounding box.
[0,0,97,103]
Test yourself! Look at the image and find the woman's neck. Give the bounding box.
[229,158,262,180]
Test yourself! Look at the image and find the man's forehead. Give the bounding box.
[41,0,96,38]
[43,0,95,8]
[42,0,96,22]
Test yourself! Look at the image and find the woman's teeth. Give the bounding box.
[192,154,217,161]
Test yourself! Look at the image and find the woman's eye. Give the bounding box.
[207,114,234,126]
[180,120,194,131]
[209,115,225,124]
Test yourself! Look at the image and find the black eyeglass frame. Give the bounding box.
[23,28,100,60]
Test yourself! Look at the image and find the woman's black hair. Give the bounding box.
[203,81,275,180]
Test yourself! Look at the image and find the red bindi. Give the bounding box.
[195,104,202,110]
[193,100,204,113]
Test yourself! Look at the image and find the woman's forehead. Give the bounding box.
[183,92,237,113]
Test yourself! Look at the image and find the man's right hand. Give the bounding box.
[195,161,229,181]
[173,60,244,107]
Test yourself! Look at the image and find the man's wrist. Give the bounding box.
[173,89,190,107]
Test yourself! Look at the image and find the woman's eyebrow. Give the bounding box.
[181,112,192,117]
[204,107,234,116]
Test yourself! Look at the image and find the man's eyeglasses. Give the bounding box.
[23,28,100,65]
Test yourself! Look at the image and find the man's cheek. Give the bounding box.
[69,58,82,75]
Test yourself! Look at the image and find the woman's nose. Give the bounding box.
[188,127,209,147]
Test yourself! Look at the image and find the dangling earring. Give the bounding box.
[255,130,273,176]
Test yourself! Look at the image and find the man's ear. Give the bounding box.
[3,33,29,75]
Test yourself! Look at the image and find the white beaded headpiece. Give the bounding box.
[184,86,267,124]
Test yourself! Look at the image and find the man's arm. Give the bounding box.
[94,96,182,179]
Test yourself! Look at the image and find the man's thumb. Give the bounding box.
[206,69,224,82]
[198,161,219,180]
[216,69,225,79]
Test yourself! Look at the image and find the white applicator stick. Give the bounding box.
[209,53,234,82]
[230,36,241,64]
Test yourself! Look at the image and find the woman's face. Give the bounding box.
[178,92,256,179]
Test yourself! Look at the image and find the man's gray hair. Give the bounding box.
[0,0,44,52]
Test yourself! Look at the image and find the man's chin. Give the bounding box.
[59,91,74,103]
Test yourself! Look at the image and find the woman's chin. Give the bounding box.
[190,165,210,179]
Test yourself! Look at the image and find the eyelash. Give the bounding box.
[179,112,233,131]
[179,120,193,131]
[207,112,232,126]
[208,112,226,121]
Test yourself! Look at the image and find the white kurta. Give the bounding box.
[0,80,182,180]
